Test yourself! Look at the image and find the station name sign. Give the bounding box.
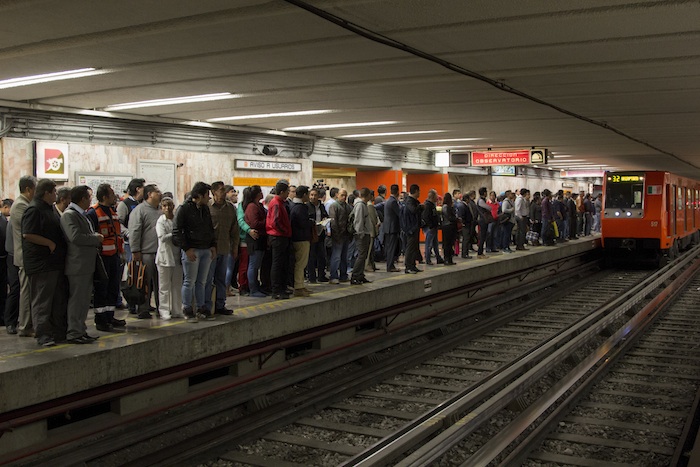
[470,149,546,166]
[235,159,302,172]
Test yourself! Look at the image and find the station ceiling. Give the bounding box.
[1,0,699,178]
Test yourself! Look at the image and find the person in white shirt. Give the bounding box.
[155,197,182,320]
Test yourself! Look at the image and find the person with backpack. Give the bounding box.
[401,184,423,274]
[500,190,516,253]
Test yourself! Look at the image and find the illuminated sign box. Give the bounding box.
[492,165,516,176]
[235,159,302,172]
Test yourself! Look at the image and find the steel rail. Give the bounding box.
[345,246,698,467]
[492,253,700,467]
[3,252,596,465]
[122,260,598,467]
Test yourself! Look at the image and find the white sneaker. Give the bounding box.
[329,279,340,284]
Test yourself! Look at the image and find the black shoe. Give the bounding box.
[137,312,153,319]
[445,261,456,265]
[148,306,157,312]
[318,276,330,283]
[128,307,138,315]
[6,324,17,335]
[83,334,99,342]
[214,307,234,316]
[405,269,418,274]
[350,279,363,285]
[67,336,93,344]
[95,322,114,332]
[425,260,433,265]
[436,258,445,264]
[184,307,198,323]
[197,308,216,321]
[273,292,290,300]
[110,317,127,327]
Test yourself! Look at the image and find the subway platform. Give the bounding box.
[0,235,601,455]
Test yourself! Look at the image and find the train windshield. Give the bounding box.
[605,173,645,209]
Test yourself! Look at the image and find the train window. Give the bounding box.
[678,187,683,210]
[606,181,644,209]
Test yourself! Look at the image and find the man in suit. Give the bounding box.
[10,175,36,337]
[383,184,401,272]
[60,186,104,344]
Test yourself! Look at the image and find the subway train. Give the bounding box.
[601,171,700,265]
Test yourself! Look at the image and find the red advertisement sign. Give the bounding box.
[471,151,530,166]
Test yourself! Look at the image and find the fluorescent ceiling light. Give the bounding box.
[434,151,450,167]
[283,121,397,131]
[341,130,446,138]
[427,145,479,149]
[208,109,333,122]
[103,92,238,111]
[385,138,482,145]
[0,67,107,90]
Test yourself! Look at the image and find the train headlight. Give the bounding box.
[626,211,632,217]
[615,211,620,217]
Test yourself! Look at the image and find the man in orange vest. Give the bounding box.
[87,183,126,332]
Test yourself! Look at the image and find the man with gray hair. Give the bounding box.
[54,186,71,215]
[10,175,37,337]
[350,188,373,285]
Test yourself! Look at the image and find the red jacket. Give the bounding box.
[266,195,292,237]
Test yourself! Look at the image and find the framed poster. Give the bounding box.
[35,141,69,180]
[76,172,134,203]
[138,160,176,197]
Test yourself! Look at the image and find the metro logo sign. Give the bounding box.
[471,151,531,166]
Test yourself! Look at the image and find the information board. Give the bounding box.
[76,172,134,202]
[138,160,177,197]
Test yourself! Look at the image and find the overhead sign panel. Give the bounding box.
[235,159,302,172]
[471,151,530,166]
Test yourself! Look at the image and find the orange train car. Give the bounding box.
[601,171,700,265]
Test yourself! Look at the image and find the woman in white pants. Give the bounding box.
[155,198,183,319]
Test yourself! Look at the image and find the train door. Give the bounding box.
[678,186,684,236]
[687,188,692,232]
[667,184,676,236]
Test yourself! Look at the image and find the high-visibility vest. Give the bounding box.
[92,204,124,256]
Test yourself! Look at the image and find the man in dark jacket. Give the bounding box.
[290,185,314,296]
[453,190,471,258]
[307,187,329,283]
[266,181,292,299]
[22,179,68,346]
[401,184,423,274]
[328,189,352,284]
[422,189,444,265]
[174,182,216,321]
[383,184,401,272]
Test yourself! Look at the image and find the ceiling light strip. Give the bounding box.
[103,93,238,111]
[0,68,107,90]
[283,121,397,131]
[341,130,446,138]
[208,109,333,122]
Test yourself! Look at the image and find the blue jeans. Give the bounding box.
[206,253,228,311]
[182,249,213,310]
[247,248,264,293]
[501,222,514,249]
[330,240,349,280]
[424,227,441,262]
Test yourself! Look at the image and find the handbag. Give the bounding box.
[94,254,109,284]
[121,260,148,306]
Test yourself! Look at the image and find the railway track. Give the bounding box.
[201,249,700,467]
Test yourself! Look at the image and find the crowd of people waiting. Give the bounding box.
[0,175,600,347]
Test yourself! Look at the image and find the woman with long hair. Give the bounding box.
[243,185,268,297]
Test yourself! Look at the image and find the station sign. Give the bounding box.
[235,159,302,172]
[471,150,546,166]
